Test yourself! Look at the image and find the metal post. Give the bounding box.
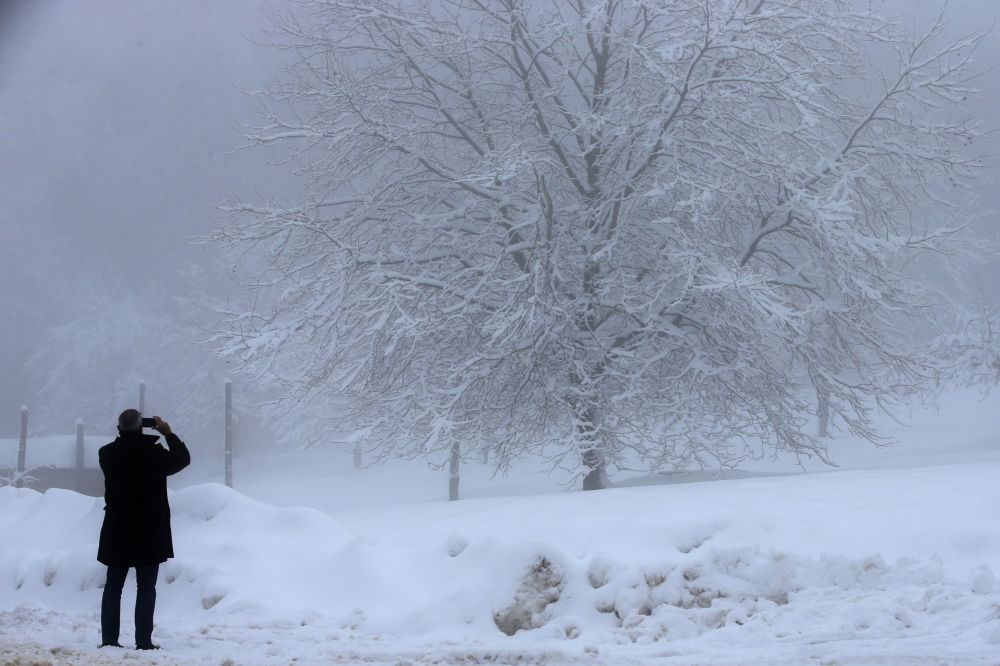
[224,379,233,488]
[138,380,146,414]
[75,418,85,492]
[16,406,28,488]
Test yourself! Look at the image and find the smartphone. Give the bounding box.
[141,417,157,428]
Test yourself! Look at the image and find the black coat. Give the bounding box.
[97,431,191,567]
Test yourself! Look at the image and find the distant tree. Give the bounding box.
[0,225,67,434]
[26,289,231,450]
[210,0,989,495]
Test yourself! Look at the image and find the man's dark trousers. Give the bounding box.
[101,564,158,646]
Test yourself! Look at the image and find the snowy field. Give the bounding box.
[1,390,999,665]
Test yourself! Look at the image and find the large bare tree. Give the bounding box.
[210,0,988,496]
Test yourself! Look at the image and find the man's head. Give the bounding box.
[117,408,142,433]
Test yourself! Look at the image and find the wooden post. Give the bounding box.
[224,379,233,488]
[448,440,460,501]
[75,418,85,492]
[16,406,28,488]
[353,443,362,470]
[232,412,240,458]
[138,380,146,414]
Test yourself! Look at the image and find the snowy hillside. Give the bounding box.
[1,391,999,665]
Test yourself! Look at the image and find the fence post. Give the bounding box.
[139,380,146,414]
[232,411,240,458]
[353,443,362,470]
[224,379,233,488]
[16,406,28,488]
[75,418,85,492]
[448,440,460,501]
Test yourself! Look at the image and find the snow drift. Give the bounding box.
[2,457,1000,664]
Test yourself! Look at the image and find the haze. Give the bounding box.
[0,0,997,438]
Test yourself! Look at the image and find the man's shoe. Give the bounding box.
[136,643,161,650]
[99,642,124,648]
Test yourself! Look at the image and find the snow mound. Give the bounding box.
[2,464,999,663]
[0,484,355,618]
[573,548,994,645]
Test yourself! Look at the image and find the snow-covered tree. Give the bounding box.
[210,0,989,495]
[930,304,1000,391]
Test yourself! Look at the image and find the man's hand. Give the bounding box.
[152,416,172,436]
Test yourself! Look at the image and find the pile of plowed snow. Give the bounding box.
[2,457,1000,664]
[0,485,355,618]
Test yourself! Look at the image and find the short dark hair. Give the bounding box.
[118,409,141,432]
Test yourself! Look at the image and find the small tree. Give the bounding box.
[211,0,989,493]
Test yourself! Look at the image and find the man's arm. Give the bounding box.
[153,417,191,476]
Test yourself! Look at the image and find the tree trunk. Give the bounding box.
[575,399,608,491]
[570,361,609,491]
[448,440,460,501]
[581,445,607,490]
[817,387,830,439]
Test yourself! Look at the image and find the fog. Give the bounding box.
[1,0,293,436]
[1,0,998,439]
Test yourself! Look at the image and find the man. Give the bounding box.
[97,409,190,650]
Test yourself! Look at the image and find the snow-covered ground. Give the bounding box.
[1,389,999,665]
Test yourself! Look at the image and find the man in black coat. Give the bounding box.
[97,409,190,650]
